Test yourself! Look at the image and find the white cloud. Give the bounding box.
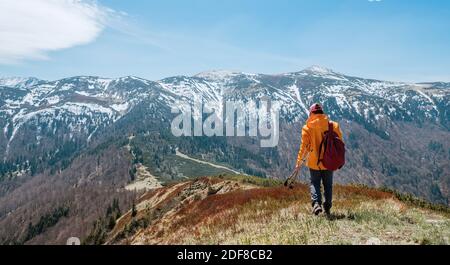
[0,0,113,64]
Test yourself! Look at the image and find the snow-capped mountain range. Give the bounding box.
[1,66,448,159]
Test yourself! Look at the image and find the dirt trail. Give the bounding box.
[175,149,242,175]
[125,164,162,191]
[125,134,162,191]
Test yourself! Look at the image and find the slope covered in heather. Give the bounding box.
[97,176,450,245]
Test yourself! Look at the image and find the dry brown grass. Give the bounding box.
[108,176,450,245]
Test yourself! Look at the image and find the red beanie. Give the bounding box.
[309,103,323,115]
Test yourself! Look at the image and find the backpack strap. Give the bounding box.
[328,121,333,134]
[317,122,334,167]
[317,138,324,167]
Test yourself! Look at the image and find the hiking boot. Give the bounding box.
[324,208,331,216]
[312,203,322,216]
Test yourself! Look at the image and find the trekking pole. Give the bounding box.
[284,149,311,189]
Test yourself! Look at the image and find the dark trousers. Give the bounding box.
[309,169,333,210]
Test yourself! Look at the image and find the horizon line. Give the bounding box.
[1,65,449,85]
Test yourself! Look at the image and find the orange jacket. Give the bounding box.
[296,114,344,170]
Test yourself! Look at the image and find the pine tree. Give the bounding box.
[107,215,116,230]
[131,201,137,217]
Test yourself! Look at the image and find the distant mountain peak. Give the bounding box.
[303,65,337,75]
[0,76,42,88]
[194,70,247,80]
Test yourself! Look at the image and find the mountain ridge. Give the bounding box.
[0,66,448,244]
[93,175,450,245]
[4,65,450,84]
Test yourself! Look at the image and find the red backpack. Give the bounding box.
[317,122,345,171]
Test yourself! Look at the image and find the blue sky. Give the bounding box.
[0,0,449,82]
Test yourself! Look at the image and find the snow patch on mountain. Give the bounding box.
[45,95,61,105]
[0,77,42,88]
[305,65,335,75]
[195,70,243,80]
[60,102,115,117]
[301,66,348,81]
[111,102,130,113]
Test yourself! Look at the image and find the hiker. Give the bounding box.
[294,103,345,216]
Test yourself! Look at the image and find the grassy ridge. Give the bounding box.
[105,175,450,245]
[178,176,450,245]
